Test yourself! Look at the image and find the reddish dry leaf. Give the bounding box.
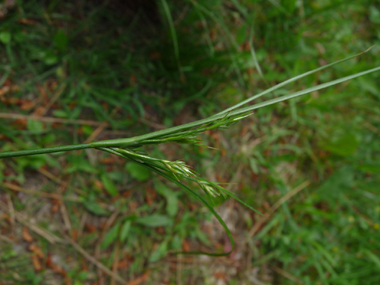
[46,253,66,275]
[19,100,36,110]
[216,173,227,183]
[130,74,137,86]
[121,190,132,198]
[101,101,109,110]
[64,276,72,285]
[68,102,77,110]
[116,258,129,269]
[18,18,36,25]
[210,28,216,41]
[213,271,227,281]
[129,201,139,212]
[240,125,249,137]
[94,180,104,190]
[0,134,11,141]
[241,41,250,51]
[182,239,191,252]
[0,86,10,97]
[22,227,33,242]
[12,118,27,129]
[46,253,53,268]
[51,199,61,213]
[128,270,150,285]
[149,52,160,59]
[84,223,97,233]
[188,202,198,211]
[32,106,45,117]
[37,84,48,103]
[31,254,42,272]
[48,80,58,92]
[100,157,116,164]
[29,244,44,258]
[71,229,78,241]
[155,227,165,235]
[145,187,157,206]
[52,122,62,128]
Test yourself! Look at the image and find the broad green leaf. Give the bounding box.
[126,162,151,181]
[321,133,358,156]
[149,240,168,263]
[136,214,173,227]
[155,183,179,217]
[356,163,380,174]
[101,222,121,249]
[83,201,109,216]
[0,32,11,44]
[53,110,68,118]
[120,220,131,242]
[196,229,211,246]
[364,250,380,269]
[27,120,44,133]
[369,5,380,24]
[43,51,58,65]
[101,173,118,196]
[54,29,68,51]
[66,155,97,174]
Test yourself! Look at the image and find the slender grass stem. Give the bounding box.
[0,143,91,158]
[0,52,378,161]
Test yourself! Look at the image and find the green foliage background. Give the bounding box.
[0,0,380,284]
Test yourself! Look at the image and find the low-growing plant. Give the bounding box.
[1,49,379,256]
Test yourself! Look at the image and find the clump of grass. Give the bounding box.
[1,49,379,256]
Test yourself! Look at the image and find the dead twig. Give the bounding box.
[67,237,128,285]
[249,180,310,238]
[273,266,304,285]
[2,182,79,202]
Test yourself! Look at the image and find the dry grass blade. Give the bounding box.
[67,237,128,285]
[249,180,310,238]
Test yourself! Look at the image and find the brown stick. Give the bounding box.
[249,180,310,238]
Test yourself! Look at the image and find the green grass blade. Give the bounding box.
[364,249,380,270]
[100,147,234,256]
[161,0,182,77]
[215,48,375,116]
[227,65,380,115]
[249,27,264,80]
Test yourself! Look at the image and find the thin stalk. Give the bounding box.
[0,143,91,158]
[214,47,374,116]
[0,53,379,159]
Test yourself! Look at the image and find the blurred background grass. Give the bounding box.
[0,0,380,284]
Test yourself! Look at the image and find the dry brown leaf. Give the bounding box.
[0,86,10,97]
[128,270,150,285]
[31,254,42,272]
[64,276,72,285]
[100,157,116,164]
[94,180,104,190]
[116,258,129,270]
[29,244,44,258]
[18,18,36,25]
[12,118,27,129]
[22,227,33,242]
[19,100,35,110]
[182,239,191,252]
[84,223,97,233]
[71,229,78,241]
[32,106,45,117]
[213,271,227,281]
[37,84,48,103]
